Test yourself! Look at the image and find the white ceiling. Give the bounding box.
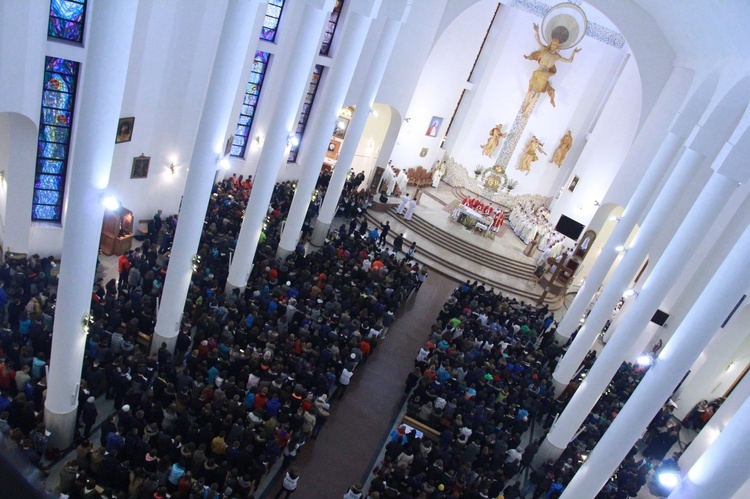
[632,0,750,62]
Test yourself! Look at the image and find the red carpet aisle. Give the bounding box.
[265,271,458,498]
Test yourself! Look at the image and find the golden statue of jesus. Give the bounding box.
[522,23,582,112]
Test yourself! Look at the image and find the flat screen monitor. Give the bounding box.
[651,309,670,326]
[555,214,585,240]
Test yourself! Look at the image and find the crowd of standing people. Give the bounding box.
[0,169,432,498]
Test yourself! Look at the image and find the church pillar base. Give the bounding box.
[44,405,77,450]
[151,332,178,356]
[311,221,330,246]
[552,373,570,399]
[276,246,293,260]
[532,434,567,468]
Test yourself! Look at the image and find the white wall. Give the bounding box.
[389,0,639,229]
[107,1,228,228]
[674,304,750,419]
[547,49,641,225]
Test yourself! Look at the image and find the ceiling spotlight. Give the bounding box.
[622,289,637,298]
[219,158,230,170]
[609,216,621,222]
[615,245,627,253]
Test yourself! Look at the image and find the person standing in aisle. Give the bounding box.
[275,466,300,498]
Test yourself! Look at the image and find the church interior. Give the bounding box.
[2,0,750,497]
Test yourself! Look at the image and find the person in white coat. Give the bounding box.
[396,193,410,214]
[404,199,417,221]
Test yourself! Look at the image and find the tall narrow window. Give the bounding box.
[319,0,345,56]
[231,51,271,158]
[288,65,324,163]
[48,0,87,43]
[260,0,285,42]
[33,57,80,222]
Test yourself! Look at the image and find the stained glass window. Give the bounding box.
[319,0,345,56]
[288,65,324,163]
[33,56,80,222]
[48,0,86,43]
[231,51,271,158]
[260,0,285,42]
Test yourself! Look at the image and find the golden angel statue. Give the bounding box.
[517,135,546,175]
[480,123,507,158]
[522,23,582,112]
[550,130,573,167]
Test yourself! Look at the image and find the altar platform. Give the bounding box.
[364,183,568,309]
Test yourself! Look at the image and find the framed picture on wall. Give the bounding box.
[420,147,429,157]
[568,175,580,192]
[426,116,443,137]
[131,154,150,179]
[116,117,135,143]
[333,117,349,140]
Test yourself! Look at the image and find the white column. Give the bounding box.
[551,146,705,391]
[554,132,683,343]
[310,8,409,246]
[669,383,750,498]
[537,171,737,466]
[153,0,261,352]
[678,372,750,473]
[277,1,380,258]
[626,189,750,360]
[560,219,750,499]
[226,0,333,290]
[618,172,739,363]
[44,1,138,450]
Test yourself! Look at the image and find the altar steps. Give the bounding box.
[363,209,564,307]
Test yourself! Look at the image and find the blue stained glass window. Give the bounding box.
[35,174,63,190]
[48,0,86,43]
[260,0,285,42]
[39,159,64,174]
[320,0,345,56]
[38,142,67,160]
[287,65,324,163]
[32,205,62,221]
[34,189,62,205]
[231,51,271,158]
[43,90,73,109]
[33,56,79,222]
[42,126,70,144]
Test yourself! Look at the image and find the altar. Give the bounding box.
[451,202,503,238]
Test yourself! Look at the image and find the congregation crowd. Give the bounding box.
[0,169,431,498]
[366,277,696,499]
[0,167,717,499]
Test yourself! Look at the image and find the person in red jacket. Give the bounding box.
[117,251,131,291]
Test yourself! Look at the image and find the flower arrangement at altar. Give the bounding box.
[440,153,552,210]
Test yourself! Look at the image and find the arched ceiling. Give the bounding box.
[632,0,750,65]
